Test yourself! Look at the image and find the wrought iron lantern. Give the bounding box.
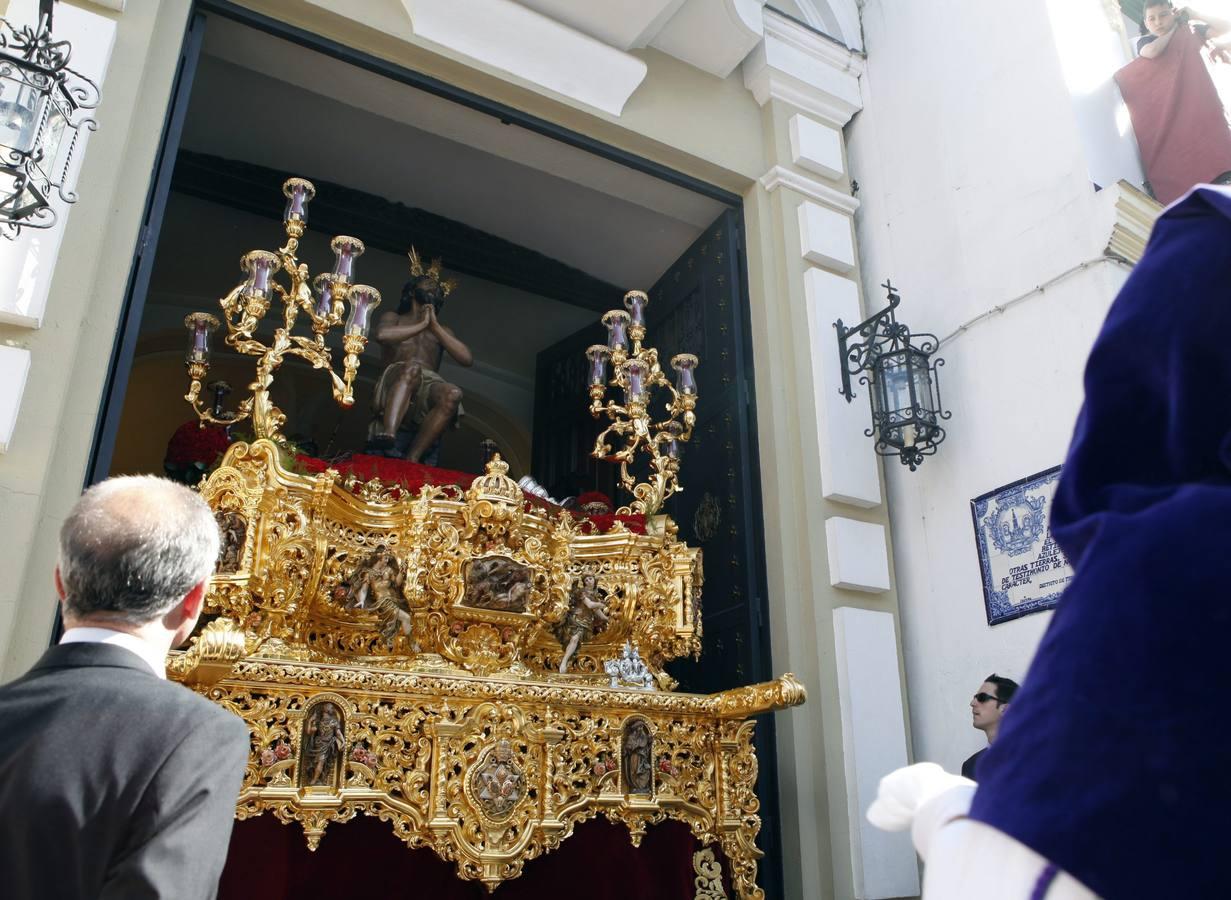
[834,281,950,471]
[0,0,100,236]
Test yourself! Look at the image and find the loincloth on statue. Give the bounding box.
[370,362,464,432]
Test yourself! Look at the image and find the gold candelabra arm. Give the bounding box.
[276,283,300,334]
[277,214,305,257]
[279,335,365,408]
[183,360,252,428]
[616,438,682,515]
[339,333,366,406]
[592,416,639,461]
[183,178,376,446]
[585,297,699,513]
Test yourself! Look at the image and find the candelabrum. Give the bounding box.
[183,177,381,442]
[587,290,699,515]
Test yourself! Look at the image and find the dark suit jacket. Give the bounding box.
[0,642,250,899]
[961,746,986,781]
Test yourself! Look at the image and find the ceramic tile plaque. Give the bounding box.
[970,466,1073,626]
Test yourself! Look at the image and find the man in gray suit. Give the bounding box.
[0,475,250,899]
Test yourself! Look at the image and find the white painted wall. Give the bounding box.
[846,0,1136,774]
[1044,0,1144,191]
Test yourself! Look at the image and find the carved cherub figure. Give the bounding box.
[342,547,400,610]
[341,547,412,647]
[214,510,247,573]
[556,568,610,673]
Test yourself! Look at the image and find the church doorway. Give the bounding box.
[87,2,781,894]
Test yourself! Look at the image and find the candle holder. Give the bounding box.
[183,177,380,442]
[588,291,700,515]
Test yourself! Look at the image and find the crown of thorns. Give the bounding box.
[407,246,458,297]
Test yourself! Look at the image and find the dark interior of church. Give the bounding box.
[110,15,729,504]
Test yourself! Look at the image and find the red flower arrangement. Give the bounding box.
[296,454,646,534]
[165,420,231,467]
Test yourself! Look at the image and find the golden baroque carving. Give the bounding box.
[172,440,806,897]
[186,444,700,682]
[694,847,728,899]
[188,662,803,897]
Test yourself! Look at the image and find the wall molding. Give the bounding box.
[759,164,859,214]
[743,8,864,127]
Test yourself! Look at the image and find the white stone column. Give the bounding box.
[742,11,919,899]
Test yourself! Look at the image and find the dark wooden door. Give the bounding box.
[532,210,783,896]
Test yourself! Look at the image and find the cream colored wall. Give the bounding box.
[0,0,194,676]
[232,0,767,190]
[0,3,901,898]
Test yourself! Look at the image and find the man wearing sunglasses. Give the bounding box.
[961,674,1019,781]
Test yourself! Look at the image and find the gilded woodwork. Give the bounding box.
[171,435,802,896]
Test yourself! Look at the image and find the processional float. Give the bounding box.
[171,178,804,898]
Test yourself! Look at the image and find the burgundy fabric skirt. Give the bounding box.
[218,814,732,899]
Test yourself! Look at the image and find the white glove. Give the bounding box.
[867,762,976,860]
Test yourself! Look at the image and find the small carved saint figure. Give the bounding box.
[555,569,610,673]
[368,248,473,462]
[215,510,247,573]
[340,548,412,646]
[621,718,653,795]
[474,739,524,819]
[463,556,531,612]
[301,701,346,787]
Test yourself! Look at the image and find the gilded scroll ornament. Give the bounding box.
[694,847,728,899]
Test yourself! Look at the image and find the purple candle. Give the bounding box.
[313,274,337,318]
[241,251,280,300]
[665,422,683,459]
[331,236,365,283]
[624,360,647,404]
[282,178,315,225]
[184,313,219,364]
[623,290,648,327]
[586,344,610,387]
[602,310,630,352]
[671,354,698,395]
[345,284,382,337]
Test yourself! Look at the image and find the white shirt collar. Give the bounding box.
[59,627,167,679]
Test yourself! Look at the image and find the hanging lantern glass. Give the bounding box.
[835,281,950,471]
[0,7,102,236]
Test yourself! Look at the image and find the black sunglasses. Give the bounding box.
[973,692,1003,704]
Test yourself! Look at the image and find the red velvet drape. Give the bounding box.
[296,453,646,534]
[218,815,730,899]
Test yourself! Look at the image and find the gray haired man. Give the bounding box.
[0,476,250,899]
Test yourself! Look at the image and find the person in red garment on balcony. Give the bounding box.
[1115,2,1231,204]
